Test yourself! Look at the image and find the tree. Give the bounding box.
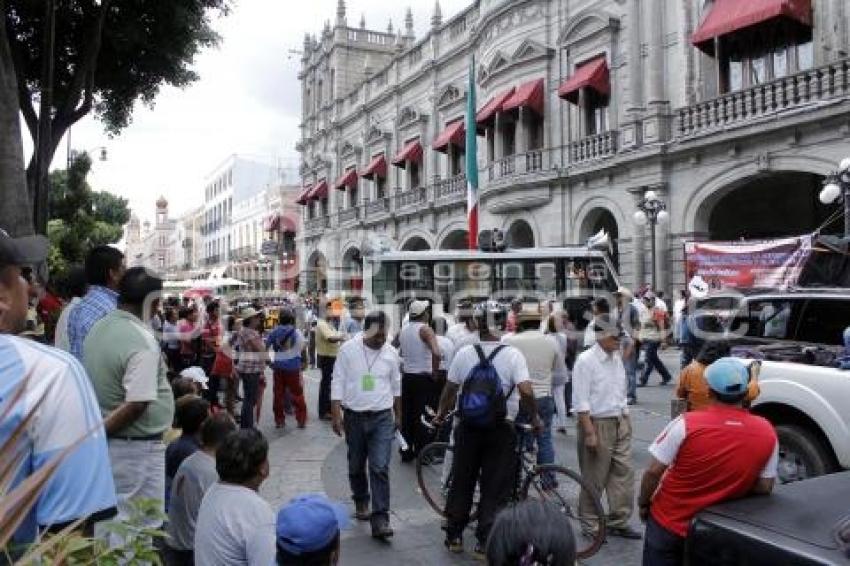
[2,0,229,234]
[46,153,130,281]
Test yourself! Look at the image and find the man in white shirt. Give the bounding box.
[502,311,567,468]
[446,302,479,351]
[572,314,641,540]
[194,429,276,566]
[435,307,540,558]
[331,311,401,540]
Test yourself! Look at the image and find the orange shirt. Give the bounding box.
[676,361,760,412]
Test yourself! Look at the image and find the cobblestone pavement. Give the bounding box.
[257,350,683,565]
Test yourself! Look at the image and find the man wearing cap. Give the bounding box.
[397,299,442,461]
[0,230,117,550]
[572,314,641,540]
[275,494,350,565]
[316,299,345,420]
[639,358,778,565]
[83,267,175,530]
[234,307,267,429]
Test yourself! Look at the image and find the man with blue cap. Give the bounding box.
[638,357,779,566]
[275,493,350,565]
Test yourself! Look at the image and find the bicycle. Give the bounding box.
[416,408,607,560]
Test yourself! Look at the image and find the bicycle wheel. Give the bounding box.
[521,464,606,560]
[415,442,479,520]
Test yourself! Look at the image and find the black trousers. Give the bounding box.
[445,421,517,544]
[642,515,685,566]
[317,355,336,417]
[400,372,442,460]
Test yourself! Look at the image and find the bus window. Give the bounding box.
[398,261,433,293]
[371,261,397,301]
[497,261,556,296]
[454,261,492,296]
[563,259,613,293]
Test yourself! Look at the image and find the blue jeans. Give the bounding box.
[517,396,555,466]
[642,515,684,566]
[641,342,673,384]
[623,354,638,401]
[239,372,260,429]
[343,409,394,523]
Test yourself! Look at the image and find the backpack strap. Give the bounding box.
[474,344,487,365]
[486,345,506,364]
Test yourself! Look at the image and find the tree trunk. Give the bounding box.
[0,0,34,237]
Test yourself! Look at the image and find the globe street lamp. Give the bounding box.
[633,190,669,291]
[820,157,850,237]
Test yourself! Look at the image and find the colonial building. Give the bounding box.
[298,0,850,295]
[125,196,179,273]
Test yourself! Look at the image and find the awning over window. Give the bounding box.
[295,186,312,206]
[557,57,610,105]
[360,154,387,180]
[692,0,812,53]
[502,78,545,115]
[263,214,281,232]
[476,87,516,130]
[334,169,358,191]
[432,120,465,153]
[307,179,329,201]
[391,140,423,169]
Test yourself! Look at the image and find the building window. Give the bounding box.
[719,24,814,94]
[409,161,421,189]
[450,146,465,177]
[528,114,544,150]
[375,177,387,200]
[584,90,609,136]
[320,197,329,217]
[349,185,359,208]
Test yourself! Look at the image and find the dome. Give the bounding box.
[156,195,168,209]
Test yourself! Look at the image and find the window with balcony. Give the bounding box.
[409,161,421,190]
[320,197,329,217]
[584,90,609,136]
[718,25,814,94]
[375,177,387,200]
[449,146,465,177]
[349,184,359,208]
[501,121,516,157]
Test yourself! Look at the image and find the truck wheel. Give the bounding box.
[775,424,836,483]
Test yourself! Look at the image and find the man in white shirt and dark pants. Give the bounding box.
[572,314,642,540]
[331,311,401,540]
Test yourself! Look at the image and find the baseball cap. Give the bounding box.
[704,357,749,395]
[0,229,48,268]
[409,300,429,317]
[240,307,261,320]
[179,366,209,390]
[276,494,350,555]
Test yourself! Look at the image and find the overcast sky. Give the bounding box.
[39,0,470,224]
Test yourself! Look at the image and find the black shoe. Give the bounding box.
[354,503,370,521]
[445,536,463,554]
[660,379,672,386]
[371,521,394,540]
[628,397,637,406]
[607,525,643,540]
[637,380,648,388]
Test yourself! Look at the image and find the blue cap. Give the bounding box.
[276,494,350,555]
[704,358,749,395]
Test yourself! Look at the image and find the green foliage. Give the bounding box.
[46,154,130,282]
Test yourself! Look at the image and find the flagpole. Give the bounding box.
[466,55,479,251]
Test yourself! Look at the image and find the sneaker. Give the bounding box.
[607,525,643,540]
[627,397,637,406]
[371,521,394,539]
[354,502,370,521]
[444,536,463,554]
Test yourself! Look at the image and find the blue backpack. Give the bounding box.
[458,345,513,428]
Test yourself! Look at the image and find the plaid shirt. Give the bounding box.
[67,286,119,362]
[235,327,265,374]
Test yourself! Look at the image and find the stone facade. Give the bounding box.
[125,196,179,272]
[298,0,850,295]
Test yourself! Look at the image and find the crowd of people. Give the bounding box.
[1,226,781,566]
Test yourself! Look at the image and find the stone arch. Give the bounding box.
[341,246,363,293]
[401,236,431,251]
[440,229,470,250]
[578,207,620,271]
[505,219,535,248]
[572,195,628,244]
[557,9,619,46]
[684,155,836,235]
[305,250,328,294]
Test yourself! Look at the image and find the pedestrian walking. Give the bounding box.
[265,308,308,428]
[615,287,642,405]
[330,311,401,539]
[672,290,686,344]
[435,306,541,557]
[275,494,350,566]
[397,300,442,461]
[502,311,567,469]
[316,299,345,420]
[53,265,87,352]
[234,307,267,429]
[194,429,276,566]
[572,314,642,540]
[639,358,778,566]
[67,245,126,361]
[165,412,237,566]
[342,299,365,336]
[201,301,222,407]
[0,230,116,550]
[545,313,573,434]
[83,267,175,532]
[638,293,673,387]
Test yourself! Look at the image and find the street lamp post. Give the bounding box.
[819,157,850,238]
[633,190,670,291]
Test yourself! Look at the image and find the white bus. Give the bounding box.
[362,247,620,329]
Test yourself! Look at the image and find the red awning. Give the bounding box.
[476,87,516,128]
[391,140,423,169]
[502,78,545,115]
[557,57,610,104]
[295,186,312,206]
[432,120,465,153]
[692,0,812,53]
[334,169,358,191]
[360,154,387,180]
[307,179,329,201]
[263,214,281,232]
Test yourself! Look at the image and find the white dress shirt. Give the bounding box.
[331,335,401,412]
[571,343,628,418]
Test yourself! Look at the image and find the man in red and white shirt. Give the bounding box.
[638,357,778,566]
